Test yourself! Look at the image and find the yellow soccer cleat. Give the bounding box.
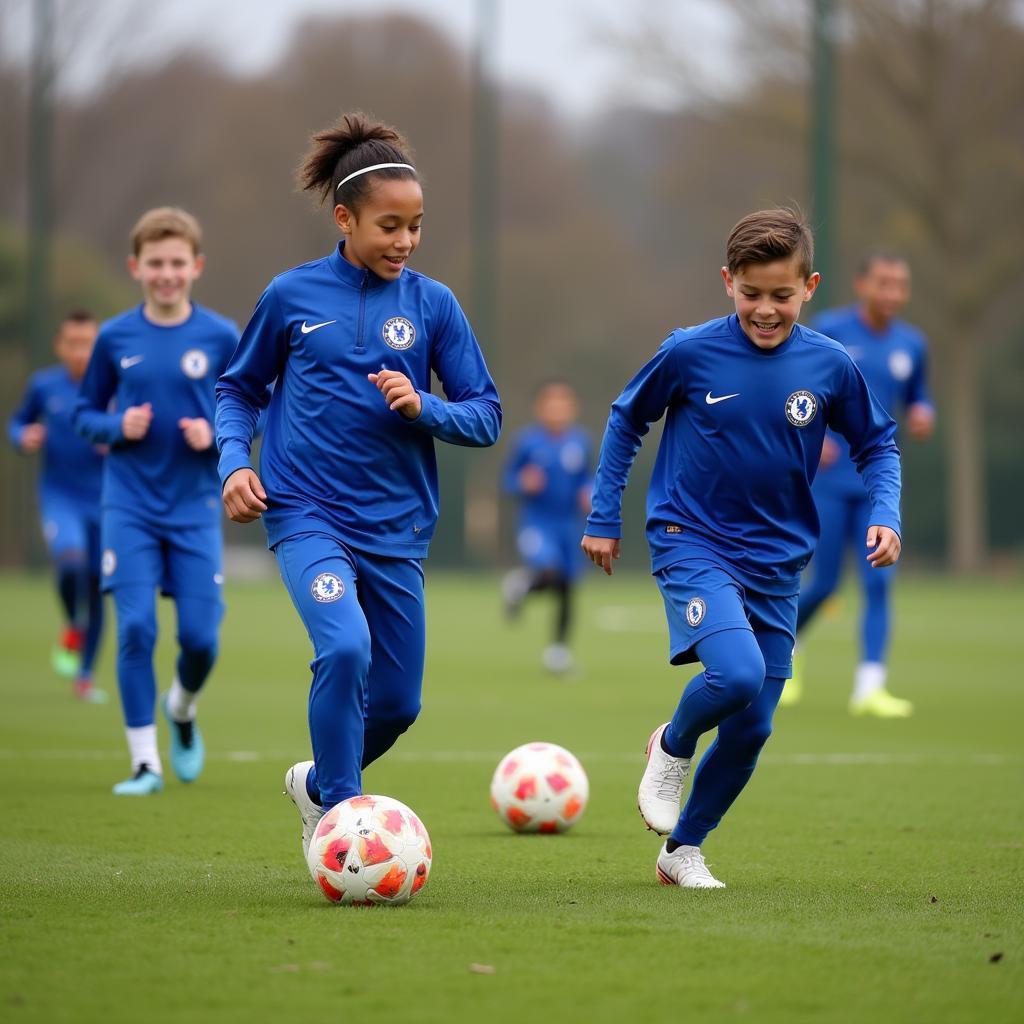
[849,687,914,718]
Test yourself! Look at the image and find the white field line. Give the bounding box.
[0,748,1015,767]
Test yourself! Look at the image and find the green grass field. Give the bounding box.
[0,570,1021,1023]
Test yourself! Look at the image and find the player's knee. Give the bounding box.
[317,630,371,676]
[179,623,218,661]
[118,613,157,656]
[710,651,766,707]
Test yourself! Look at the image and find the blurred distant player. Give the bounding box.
[502,381,592,675]
[73,208,237,795]
[783,252,934,717]
[8,311,107,703]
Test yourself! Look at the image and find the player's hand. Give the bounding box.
[518,465,546,495]
[222,468,268,523]
[819,435,840,467]
[906,403,935,441]
[368,369,422,420]
[19,423,46,453]
[866,525,901,568]
[582,534,621,576]
[178,417,213,451]
[122,403,153,441]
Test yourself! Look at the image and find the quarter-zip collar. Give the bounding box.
[327,241,391,291]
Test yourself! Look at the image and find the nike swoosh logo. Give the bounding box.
[120,355,144,369]
[705,392,740,405]
[300,319,337,334]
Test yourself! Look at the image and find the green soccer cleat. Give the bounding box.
[51,645,81,679]
[161,693,205,783]
[849,687,914,718]
[112,765,163,796]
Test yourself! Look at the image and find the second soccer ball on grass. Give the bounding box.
[491,742,589,833]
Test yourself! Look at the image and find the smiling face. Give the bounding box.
[722,257,820,350]
[335,177,424,281]
[128,236,204,322]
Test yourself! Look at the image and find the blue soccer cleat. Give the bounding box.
[161,693,205,783]
[112,765,163,796]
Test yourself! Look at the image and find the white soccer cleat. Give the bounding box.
[283,761,325,869]
[637,723,691,835]
[542,642,575,675]
[656,843,726,889]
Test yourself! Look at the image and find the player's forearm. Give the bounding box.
[857,447,903,536]
[410,390,502,448]
[72,405,123,446]
[584,414,642,536]
[214,397,260,485]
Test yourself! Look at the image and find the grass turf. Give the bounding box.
[0,570,1021,1023]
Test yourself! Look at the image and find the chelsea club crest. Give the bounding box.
[181,349,210,379]
[311,573,345,603]
[785,390,817,427]
[382,317,416,350]
[686,597,706,627]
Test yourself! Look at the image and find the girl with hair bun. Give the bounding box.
[216,112,501,874]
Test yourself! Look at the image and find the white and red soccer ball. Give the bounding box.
[490,742,589,833]
[306,794,432,906]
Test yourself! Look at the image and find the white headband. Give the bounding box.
[336,162,416,191]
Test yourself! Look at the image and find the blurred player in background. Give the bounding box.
[73,208,237,795]
[8,311,108,703]
[583,209,902,889]
[782,252,934,717]
[216,112,501,879]
[502,380,592,675]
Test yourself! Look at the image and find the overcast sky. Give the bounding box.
[3,0,735,116]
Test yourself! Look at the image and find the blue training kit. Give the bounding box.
[503,424,592,580]
[587,313,902,847]
[9,365,105,675]
[799,305,931,662]
[73,304,237,729]
[216,242,501,808]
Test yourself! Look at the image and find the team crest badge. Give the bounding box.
[311,572,345,603]
[382,317,416,350]
[888,350,913,381]
[686,597,706,627]
[101,549,117,577]
[181,349,210,379]
[785,390,817,427]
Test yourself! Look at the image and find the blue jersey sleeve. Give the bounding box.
[410,289,501,448]
[72,334,125,445]
[7,373,44,450]
[502,431,532,495]
[904,335,931,411]
[215,283,286,485]
[827,357,903,535]
[586,334,685,538]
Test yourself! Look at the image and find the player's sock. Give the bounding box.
[166,676,197,722]
[852,661,886,701]
[126,725,162,776]
[56,566,81,624]
[665,838,681,853]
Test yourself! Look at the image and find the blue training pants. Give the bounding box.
[274,533,426,809]
[797,491,895,663]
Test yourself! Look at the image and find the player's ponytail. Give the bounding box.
[297,111,418,213]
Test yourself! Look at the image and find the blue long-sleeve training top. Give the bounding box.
[215,242,502,559]
[585,314,902,596]
[502,424,592,529]
[72,304,238,526]
[8,365,104,503]
[811,305,931,498]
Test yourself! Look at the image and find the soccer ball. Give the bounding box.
[306,794,432,906]
[490,742,589,833]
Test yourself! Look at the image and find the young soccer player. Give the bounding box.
[215,112,501,872]
[8,311,107,702]
[502,380,592,675]
[781,253,934,716]
[73,207,238,795]
[582,209,902,889]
